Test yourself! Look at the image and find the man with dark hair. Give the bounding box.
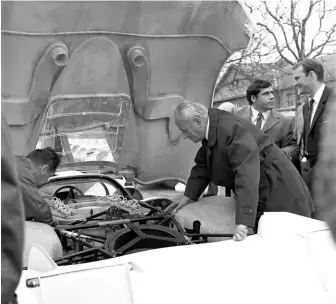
[167,101,314,241]
[234,79,298,162]
[15,147,61,225]
[292,58,336,198]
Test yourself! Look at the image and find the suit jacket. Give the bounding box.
[301,85,335,167]
[15,156,54,225]
[234,106,298,161]
[184,108,313,227]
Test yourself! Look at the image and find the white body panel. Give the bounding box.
[16,213,336,304]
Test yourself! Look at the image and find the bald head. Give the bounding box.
[174,101,208,143]
[174,101,208,120]
[218,102,238,113]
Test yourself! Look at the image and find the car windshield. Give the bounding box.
[37,130,116,163]
[37,96,130,165]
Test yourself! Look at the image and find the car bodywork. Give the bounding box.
[16,213,336,304]
[2,0,254,183]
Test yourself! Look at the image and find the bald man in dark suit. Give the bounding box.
[167,102,314,241]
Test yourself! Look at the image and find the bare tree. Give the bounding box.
[215,0,336,98]
[255,0,336,64]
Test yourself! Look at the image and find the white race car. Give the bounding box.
[16,212,336,304]
[3,1,335,303]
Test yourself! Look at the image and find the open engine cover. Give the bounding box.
[1,1,254,183]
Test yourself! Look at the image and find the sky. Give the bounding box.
[244,0,336,60]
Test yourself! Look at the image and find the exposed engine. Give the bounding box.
[46,182,233,266]
[51,192,194,265]
[51,193,150,223]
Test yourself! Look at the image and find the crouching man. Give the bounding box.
[167,102,314,241]
[15,147,61,225]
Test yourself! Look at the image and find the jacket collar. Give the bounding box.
[262,109,280,132]
[232,105,279,132]
[310,85,329,130]
[310,83,325,106]
[204,108,218,147]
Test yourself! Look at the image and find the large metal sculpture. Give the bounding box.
[1,1,254,184]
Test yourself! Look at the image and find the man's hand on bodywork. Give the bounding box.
[164,195,194,214]
[233,224,248,241]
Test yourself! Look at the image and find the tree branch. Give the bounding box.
[300,0,316,57]
[290,0,301,56]
[257,22,295,65]
[243,0,253,14]
[262,1,299,61]
[310,0,326,52]
[306,23,336,57]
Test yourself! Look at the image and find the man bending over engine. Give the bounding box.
[167,102,314,241]
[15,147,61,225]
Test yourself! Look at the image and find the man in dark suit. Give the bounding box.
[234,79,298,162]
[167,101,314,241]
[292,59,335,197]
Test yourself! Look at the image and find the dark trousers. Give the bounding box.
[300,161,314,193]
[301,161,321,219]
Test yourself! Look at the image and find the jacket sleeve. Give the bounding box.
[18,174,54,225]
[281,117,299,162]
[224,125,260,228]
[184,145,211,200]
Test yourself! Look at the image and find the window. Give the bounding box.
[286,93,295,108]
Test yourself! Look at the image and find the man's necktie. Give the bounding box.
[304,99,315,149]
[307,99,315,127]
[255,112,263,129]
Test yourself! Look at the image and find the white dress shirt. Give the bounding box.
[205,118,209,140]
[309,83,325,126]
[250,106,270,129]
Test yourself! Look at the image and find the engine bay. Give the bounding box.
[36,174,234,266]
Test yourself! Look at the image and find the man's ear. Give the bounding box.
[40,164,49,175]
[193,116,203,126]
[251,95,257,104]
[308,70,317,81]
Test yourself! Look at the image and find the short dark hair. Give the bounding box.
[27,147,61,173]
[292,59,324,82]
[246,79,272,105]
